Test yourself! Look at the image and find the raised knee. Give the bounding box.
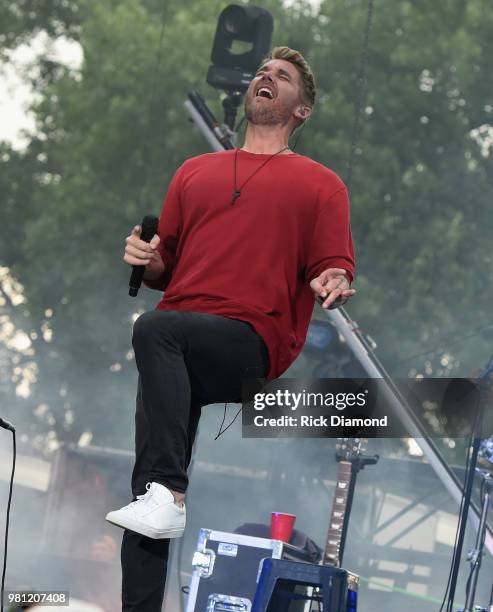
[132,310,180,351]
[132,311,160,350]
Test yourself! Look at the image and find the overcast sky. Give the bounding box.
[0,33,82,149]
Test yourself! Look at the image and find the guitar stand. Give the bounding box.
[338,453,380,567]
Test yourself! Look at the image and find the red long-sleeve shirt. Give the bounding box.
[146,149,355,380]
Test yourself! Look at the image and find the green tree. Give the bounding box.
[1,0,492,450]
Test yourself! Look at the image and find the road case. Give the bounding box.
[186,528,314,612]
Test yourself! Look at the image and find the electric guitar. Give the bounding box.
[312,438,368,612]
[323,437,368,568]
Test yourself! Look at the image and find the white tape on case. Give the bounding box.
[217,542,238,557]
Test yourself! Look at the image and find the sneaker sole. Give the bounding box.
[105,512,185,539]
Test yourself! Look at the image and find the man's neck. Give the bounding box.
[241,124,291,154]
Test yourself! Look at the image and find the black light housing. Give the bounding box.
[207,4,273,93]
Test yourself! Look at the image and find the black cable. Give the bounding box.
[438,435,472,612]
[345,0,375,194]
[290,121,306,151]
[446,431,482,612]
[214,403,243,440]
[214,403,228,440]
[1,430,16,612]
[444,445,470,612]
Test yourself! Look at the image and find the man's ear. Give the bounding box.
[295,105,312,121]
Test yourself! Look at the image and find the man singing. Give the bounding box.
[106,46,356,610]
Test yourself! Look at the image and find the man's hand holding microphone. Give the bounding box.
[124,216,163,296]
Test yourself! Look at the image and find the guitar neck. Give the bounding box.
[323,459,352,567]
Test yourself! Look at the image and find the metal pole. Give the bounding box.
[325,307,493,555]
[183,100,225,152]
[464,474,492,611]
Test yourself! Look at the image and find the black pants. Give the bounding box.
[121,310,270,611]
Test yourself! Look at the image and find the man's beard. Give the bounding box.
[244,96,292,126]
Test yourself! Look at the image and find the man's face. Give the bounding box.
[244,58,305,127]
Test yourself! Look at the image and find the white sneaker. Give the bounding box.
[105,482,185,539]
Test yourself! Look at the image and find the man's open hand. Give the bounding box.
[310,268,356,309]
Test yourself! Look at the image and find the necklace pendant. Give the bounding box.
[231,189,241,203]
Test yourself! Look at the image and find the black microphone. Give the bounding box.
[0,417,15,432]
[129,215,159,297]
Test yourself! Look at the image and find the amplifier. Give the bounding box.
[185,528,315,612]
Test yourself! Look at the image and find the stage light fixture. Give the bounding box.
[207,4,273,94]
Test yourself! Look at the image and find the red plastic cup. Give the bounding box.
[271,512,296,542]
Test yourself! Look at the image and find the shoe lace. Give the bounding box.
[128,482,153,507]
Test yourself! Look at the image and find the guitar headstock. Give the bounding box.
[336,437,368,462]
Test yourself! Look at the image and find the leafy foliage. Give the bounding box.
[1,0,492,448]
